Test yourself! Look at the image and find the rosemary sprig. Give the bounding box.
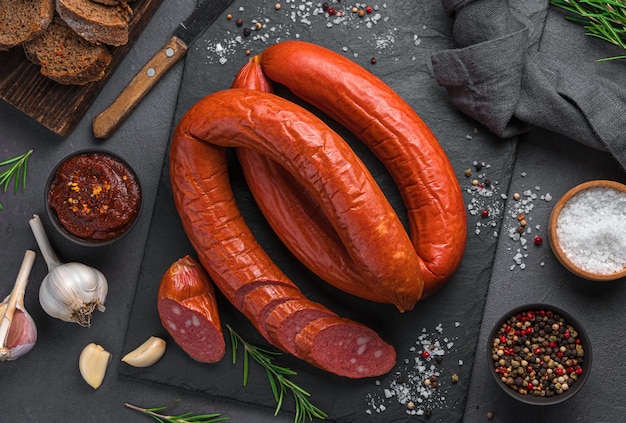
[551,0,626,61]
[0,149,34,210]
[125,401,228,423]
[227,325,327,423]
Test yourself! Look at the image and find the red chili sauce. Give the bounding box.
[48,153,141,241]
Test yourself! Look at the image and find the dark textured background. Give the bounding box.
[1,1,624,422]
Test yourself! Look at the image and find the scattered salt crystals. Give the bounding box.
[463,160,504,238]
[503,175,553,271]
[202,2,396,65]
[365,323,462,417]
[556,186,626,275]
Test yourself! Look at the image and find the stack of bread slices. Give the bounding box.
[0,0,135,85]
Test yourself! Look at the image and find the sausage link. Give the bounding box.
[157,255,225,363]
[250,41,467,297]
[233,59,380,303]
[170,89,400,376]
[172,88,423,311]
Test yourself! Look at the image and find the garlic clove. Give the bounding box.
[0,307,37,361]
[121,336,166,367]
[79,343,111,389]
[0,250,38,362]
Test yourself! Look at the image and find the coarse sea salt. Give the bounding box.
[556,186,626,275]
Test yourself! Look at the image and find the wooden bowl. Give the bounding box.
[548,180,626,281]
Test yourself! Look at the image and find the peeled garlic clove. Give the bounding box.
[79,343,111,389]
[121,336,166,367]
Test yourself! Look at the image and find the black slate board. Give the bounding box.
[120,2,518,421]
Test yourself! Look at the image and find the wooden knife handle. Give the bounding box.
[92,36,188,139]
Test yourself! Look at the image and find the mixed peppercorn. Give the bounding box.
[491,309,585,398]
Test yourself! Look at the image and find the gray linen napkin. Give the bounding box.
[431,0,626,170]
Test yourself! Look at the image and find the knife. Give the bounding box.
[92,0,235,139]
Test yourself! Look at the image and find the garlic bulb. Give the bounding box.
[29,214,108,327]
[0,250,38,361]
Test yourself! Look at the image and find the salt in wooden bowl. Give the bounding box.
[548,180,626,281]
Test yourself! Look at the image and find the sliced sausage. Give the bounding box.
[239,283,303,343]
[170,89,400,377]
[157,255,225,363]
[295,316,396,378]
[265,298,337,355]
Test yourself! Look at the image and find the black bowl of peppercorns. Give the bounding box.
[486,303,592,405]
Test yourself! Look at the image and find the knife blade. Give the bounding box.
[92,0,235,139]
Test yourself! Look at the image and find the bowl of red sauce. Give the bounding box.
[487,304,591,405]
[46,149,142,246]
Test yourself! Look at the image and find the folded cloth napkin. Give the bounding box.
[431,0,626,170]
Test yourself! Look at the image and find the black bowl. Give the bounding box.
[486,303,592,405]
[45,149,142,247]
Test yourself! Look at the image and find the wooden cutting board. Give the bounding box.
[0,0,162,137]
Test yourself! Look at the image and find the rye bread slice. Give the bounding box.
[23,14,112,85]
[55,0,132,46]
[0,0,55,50]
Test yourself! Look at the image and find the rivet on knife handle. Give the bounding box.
[92,36,188,139]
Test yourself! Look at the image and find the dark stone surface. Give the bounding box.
[0,1,623,422]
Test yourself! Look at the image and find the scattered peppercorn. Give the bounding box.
[464,168,472,177]
[236,17,243,26]
[370,57,377,64]
[486,411,494,420]
[451,373,459,383]
[243,27,251,37]
[274,3,281,10]
[534,235,543,245]
[481,209,489,218]
[226,13,232,20]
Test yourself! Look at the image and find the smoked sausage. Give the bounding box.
[169,88,400,377]
[237,41,467,298]
[233,60,381,303]
[157,255,225,363]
